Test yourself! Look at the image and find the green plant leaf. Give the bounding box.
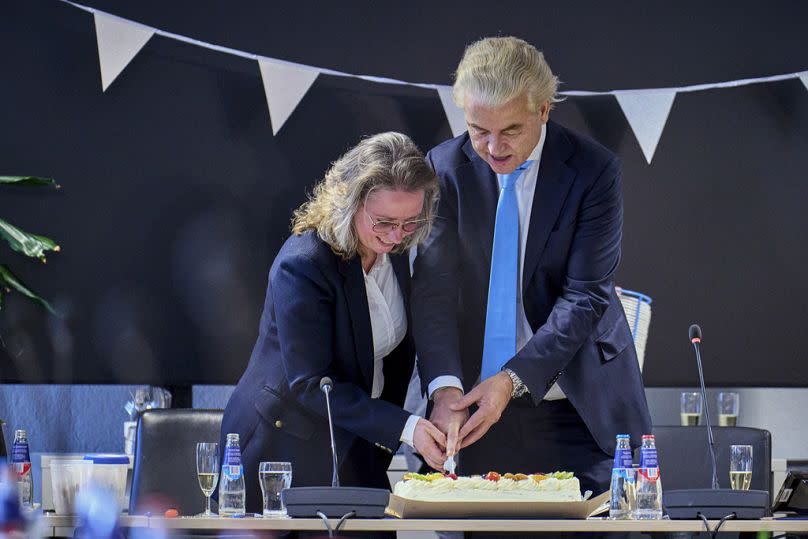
[0,264,55,314]
[0,218,60,261]
[0,175,59,187]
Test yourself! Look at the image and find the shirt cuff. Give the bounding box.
[427,376,464,399]
[399,414,421,448]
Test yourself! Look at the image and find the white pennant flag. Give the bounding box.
[436,86,467,137]
[94,12,154,92]
[615,90,677,164]
[799,72,808,92]
[258,59,320,135]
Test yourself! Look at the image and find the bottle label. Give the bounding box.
[639,448,658,468]
[223,444,243,480]
[613,448,633,468]
[222,464,243,481]
[12,461,32,478]
[639,466,660,482]
[223,445,242,466]
[11,441,31,464]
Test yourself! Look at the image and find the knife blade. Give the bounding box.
[444,454,456,475]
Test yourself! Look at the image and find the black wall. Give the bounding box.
[2,0,807,386]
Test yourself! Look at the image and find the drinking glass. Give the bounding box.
[196,442,220,516]
[718,392,740,426]
[680,392,703,426]
[259,461,293,517]
[730,445,753,490]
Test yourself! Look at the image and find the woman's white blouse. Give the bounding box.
[363,253,407,399]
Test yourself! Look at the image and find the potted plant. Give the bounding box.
[0,176,61,314]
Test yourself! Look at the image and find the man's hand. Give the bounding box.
[412,418,448,471]
[429,387,468,458]
[451,371,513,449]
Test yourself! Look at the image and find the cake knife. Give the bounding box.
[444,454,456,475]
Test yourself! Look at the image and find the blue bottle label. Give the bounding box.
[613,448,633,468]
[223,444,243,480]
[11,441,30,464]
[639,448,658,468]
[223,445,242,466]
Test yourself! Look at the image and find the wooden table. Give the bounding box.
[40,513,808,536]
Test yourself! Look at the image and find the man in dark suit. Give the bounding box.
[412,36,651,497]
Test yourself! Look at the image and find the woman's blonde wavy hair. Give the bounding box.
[291,131,439,259]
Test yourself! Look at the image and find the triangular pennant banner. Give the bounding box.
[615,90,677,164]
[94,12,154,92]
[799,72,808,92]
[436,86,467,137]
[258,59,320,135]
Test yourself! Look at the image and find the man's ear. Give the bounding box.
[539,100,551,123]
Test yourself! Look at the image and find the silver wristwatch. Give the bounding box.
[503,368,529,398]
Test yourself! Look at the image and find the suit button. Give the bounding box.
[274,420,284,429]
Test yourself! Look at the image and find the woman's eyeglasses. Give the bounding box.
[364,207,428,234]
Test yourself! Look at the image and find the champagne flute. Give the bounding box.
[196,442,219,516]
[730,445,753,490]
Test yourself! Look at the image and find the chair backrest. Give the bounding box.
[0,421,6,459]
[129,408,223,516]
[651,425,771,493]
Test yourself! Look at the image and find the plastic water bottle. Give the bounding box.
[218,433,246,516]
[10,431,33,509]
[609,434,635,519]
[635,434,663,519]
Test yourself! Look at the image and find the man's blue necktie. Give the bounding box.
[481,161,532,381]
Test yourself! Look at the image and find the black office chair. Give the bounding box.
[651,426,771,493]
[129,409,223,516]
[0,420,6,460]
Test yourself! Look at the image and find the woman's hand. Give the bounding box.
[412,418,448,471]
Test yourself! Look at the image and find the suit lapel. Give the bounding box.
[390,252,411,313]
[462,139,499,264]
[523,122,576,291]
[337,256,374,390]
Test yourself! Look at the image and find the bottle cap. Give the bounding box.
[616,434,630,439]
[641,434,655,439]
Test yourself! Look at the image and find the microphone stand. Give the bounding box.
[692,337,719,490]
[663,325,769,519]
[280,377,391,519]
[321,382,340,488]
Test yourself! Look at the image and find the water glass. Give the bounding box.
[718,392,740,426]
[680,392,703,426]
[730,445,753,490]
[259,461,292,517]
[196,442,219,516]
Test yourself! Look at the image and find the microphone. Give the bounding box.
[688,323,701,343]
[280,376,390,518]
[319,377,340,488]
[663,323,769,519]
[689,325,719,489]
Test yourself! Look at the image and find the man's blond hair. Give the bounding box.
[453,36,560,112]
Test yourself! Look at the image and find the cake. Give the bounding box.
[392,471,582,502]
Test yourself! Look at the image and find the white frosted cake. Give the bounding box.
[393,471,582,502]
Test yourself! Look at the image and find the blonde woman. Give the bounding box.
[221,132,446,515]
